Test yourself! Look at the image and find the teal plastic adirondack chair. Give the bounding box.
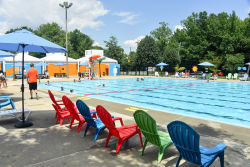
[226,73,232,80]
[133,110,172,163]
[167,121,226,167]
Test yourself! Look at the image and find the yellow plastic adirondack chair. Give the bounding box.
[133,110,172,163]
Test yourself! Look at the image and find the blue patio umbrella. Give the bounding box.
[0,50,15,57]
[0,29,67,128]
[198,61,214,67]
[156,62,168,71]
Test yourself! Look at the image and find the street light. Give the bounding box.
[59,1,73,78]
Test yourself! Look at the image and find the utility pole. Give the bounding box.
[59,1,73,78]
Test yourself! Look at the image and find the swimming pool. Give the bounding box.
[39,78,250,128]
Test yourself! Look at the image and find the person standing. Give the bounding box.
[0,70,7,88]
[26,63,40,99]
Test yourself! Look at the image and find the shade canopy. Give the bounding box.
[41,53,77,63]
[156,62,168,66]
[246,62,250,65]
[0,29,67,53]
[3,52,41,62]
[78,56,118,64]
[0,50,15,57]
[198,61,214,67]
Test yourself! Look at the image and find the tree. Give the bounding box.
[104,36,124,64]
[150,22,172,57]
[36,22,65,47]
[223,53,244,73]
[5,26,34,34]
[68,29,93,59]
[34,23,65,58]
[136,36,160,75]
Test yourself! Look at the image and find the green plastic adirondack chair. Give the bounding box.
[233,73,238,80]
[205,73,212,80]
[226,73,232,79]
[133,110,172,163]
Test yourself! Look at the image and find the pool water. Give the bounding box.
[39,78,250,128]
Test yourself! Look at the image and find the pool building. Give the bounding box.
[0,49,120,78]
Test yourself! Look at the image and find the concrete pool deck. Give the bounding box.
[0,76,249,167]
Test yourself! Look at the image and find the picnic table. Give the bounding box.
[54,73,66,77]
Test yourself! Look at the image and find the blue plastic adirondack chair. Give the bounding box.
[0,96,16,109]
[167,121,226,167]
[76,100,106,142]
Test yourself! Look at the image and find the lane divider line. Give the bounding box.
[83,82,209,97]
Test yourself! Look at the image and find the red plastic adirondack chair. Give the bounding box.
[62,95,86,133]
[52,104,71,126]
[48,90,68,118]
[96,105,143,153]
[48,90,70,118]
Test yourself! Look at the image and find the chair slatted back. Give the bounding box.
[76,100,96,128]
[48,90,62,109]
[96,105,119,137]
[167,121,201,165]
[133,110,161,146]
[62,96,80,120]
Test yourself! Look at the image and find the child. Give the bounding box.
[0,71,7,88]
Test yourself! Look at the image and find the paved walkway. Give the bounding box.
[0,77,249,167]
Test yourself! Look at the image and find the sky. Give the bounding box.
[0,0,249,54]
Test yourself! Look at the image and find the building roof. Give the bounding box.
[41,53,77,63]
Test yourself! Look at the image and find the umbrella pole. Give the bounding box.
[15,45,33,128]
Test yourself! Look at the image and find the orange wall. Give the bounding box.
[47,64,78,77]
[6,67,21,76]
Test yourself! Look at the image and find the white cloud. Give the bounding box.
[0,0,108,34]
[174,25,184,31]
[114,12,138,25]
[124,35,145,51]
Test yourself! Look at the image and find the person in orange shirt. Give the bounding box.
[26,63,40,99]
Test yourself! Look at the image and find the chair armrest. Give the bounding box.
[200,143,226,155]
[90,111,97,118]
[56,100,63,102]
[57,107,68,112]
[112,117,124,126]
[119,124,138,129]
[90,111,97,114]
